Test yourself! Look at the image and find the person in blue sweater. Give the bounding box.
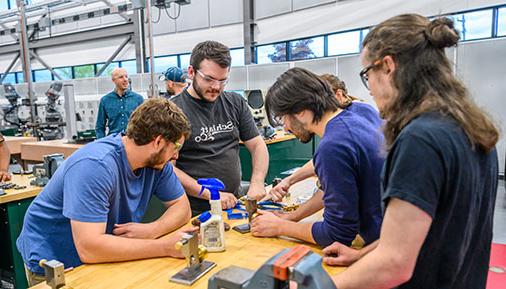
[269,73,382,202]
[251,67,384,248]
[95,68,144,138]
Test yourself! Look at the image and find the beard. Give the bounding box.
[288,116,314,143]
[166,85,175,96]
[193,77,222,102]
[145,146,168,170]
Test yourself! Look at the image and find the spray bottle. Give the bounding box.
[197,178,226,252]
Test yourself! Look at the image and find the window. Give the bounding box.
[179,54,191,70]
[1,73,16,84]
[451,9,493,40]
[360,28,370,46]
[328,30,361,56]
[290,36,324,60]
[16,72,25,83]
[230,48,245,66]
[73,64,95,79]
[498,7,506,36]
[256,43,286,64]
[96,62,119,77]
[0,0,9,11]
[34,69,53,82]
[53,67,73,80]
[153,55,178,73]
[120,60,137,75]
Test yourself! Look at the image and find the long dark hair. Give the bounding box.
[363,14,499,152]
[265,67,340,126]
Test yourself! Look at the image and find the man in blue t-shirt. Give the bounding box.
[17,98,193,287]
[251,67,384,248]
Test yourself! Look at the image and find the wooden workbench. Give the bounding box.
[264,131,296,145]
[0,175,43,289]
[20,133,294,163]
[31,178,344,289]
[0,174,42,204]
[4,136,38,154]
[21,139,83,162]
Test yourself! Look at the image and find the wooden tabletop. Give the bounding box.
[21,140,84,162]
[4,136,38,154]
[264,132,296,145]
[0,174,42,204]
[31,178,345,289]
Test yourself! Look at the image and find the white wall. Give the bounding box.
[0,0,503,69]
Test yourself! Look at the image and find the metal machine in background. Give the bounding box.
[63,84,96,143]
[1,84,27,132]
[208,245,336,289]
[38,81,65,140]
[1,82,66,140]
[245,89,276,139]
[30,153,64,187]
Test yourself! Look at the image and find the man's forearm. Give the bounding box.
[0,145,10,172]
[75,233,174,263]
[150,198,191,238]
[173,166,209,199]
[288,190,324,222]
[332,243,409,289]
[248,140,269,186]
[279,220,315,244]
[285,159,316,186]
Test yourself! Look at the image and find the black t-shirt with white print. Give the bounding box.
[171,89,259,215]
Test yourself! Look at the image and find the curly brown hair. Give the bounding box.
[363,14,499,152]
[126,98,191,145]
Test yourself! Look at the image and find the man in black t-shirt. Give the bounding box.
[328,14,499,289]
[0,132,11,182]
[171,41,269,215]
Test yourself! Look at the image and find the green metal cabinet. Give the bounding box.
[240,137,314,184]
[0,198,33,289]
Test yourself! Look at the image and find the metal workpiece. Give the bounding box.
[170,232,216,285]
[39,259,66,289]
[208,245,337,289]
[244,197,258,223]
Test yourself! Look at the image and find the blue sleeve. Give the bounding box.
[95,98,107,139]
[311,141,360,247]
[62,159,114,222]
[153,163,185,202]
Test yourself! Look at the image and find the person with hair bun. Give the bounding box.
[328,14,499,289]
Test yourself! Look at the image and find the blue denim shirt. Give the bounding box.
[95,90,144,138]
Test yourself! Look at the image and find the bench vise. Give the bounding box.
[30,153,64,187]
[208,245,336,289]
[39,259,66,289]
[169,232,216,285]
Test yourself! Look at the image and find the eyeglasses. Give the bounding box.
[196,69,229,86]
[359,60,381,90]
[173,141,183,151]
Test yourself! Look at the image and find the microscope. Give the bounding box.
[245,89,276,139]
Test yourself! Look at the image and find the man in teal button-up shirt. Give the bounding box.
[95,68,144,138]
